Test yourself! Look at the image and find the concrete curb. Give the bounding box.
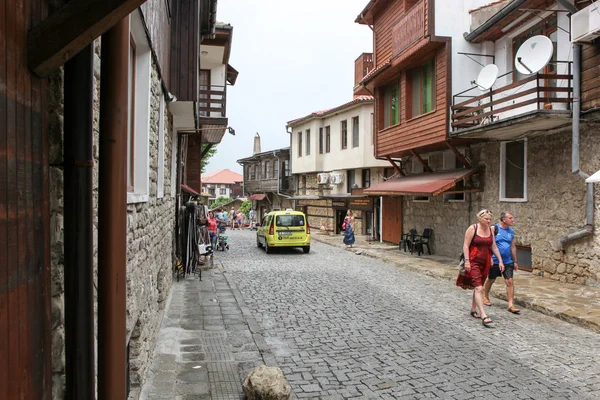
[312,234,600,334]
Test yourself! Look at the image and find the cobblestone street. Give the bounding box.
[142,229,600,399]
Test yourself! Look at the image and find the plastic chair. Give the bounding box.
[399,228,417,252]
[413,228,433,256]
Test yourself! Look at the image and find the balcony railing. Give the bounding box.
[451,64,573,131]
[198,84,226,117]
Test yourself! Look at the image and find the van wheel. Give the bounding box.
[256,236,262,248]
[265,243,271,254]
[303,246,310,254]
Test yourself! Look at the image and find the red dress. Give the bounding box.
[456,230,493,290]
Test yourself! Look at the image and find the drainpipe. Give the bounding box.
[64,43,95,399]
[98,18,129,399]
[558,43,595,250]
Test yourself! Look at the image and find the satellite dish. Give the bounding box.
[476,64,499,90]
[514,35,553,75]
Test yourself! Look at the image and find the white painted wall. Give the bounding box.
[290,102,388,175]
[434,0,574,122]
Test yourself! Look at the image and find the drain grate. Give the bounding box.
[208,362,243,400]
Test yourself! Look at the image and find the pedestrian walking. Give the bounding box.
[249,209,256,230]
[342,209,355,248]
[230,207,236,229]
[206,211,218,249]
[483,211,520,314]
[456,209,504,327]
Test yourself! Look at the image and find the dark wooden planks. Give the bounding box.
[169,0,199,101]
[0,0,7,395]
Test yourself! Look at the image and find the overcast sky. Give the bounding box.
[204,0,374,174]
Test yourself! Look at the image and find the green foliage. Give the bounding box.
[239,200,251,216]
[210,197,232,209]
[201,144,217,174]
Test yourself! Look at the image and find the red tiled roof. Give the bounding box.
[248,194,267,201]
[287,96,374,126]
[201,169,243,184]
[181,184,201,196]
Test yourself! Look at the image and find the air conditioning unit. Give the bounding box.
[317,173,330,184]
[572,3,600,43]
[330,173,345,185]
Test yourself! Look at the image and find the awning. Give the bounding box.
[364,169,477,196]
[248,193,267,201]
[181,184,201,196]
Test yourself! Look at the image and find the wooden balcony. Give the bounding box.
[451,69,573,140]
[198,84,227,118]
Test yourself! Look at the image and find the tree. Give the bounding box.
[239,200,251,216]
[201,144,217,174]
[210,196,232,209]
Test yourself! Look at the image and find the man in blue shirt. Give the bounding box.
[483,211,520,314]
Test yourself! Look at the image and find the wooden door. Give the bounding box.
[382,197,402,244]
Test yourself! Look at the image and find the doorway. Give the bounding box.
[335,209,346,234]
[382,197,402,243]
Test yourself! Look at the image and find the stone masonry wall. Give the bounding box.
[49,39,175,399]
[401,127,600,287]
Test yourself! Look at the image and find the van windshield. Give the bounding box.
[276,215,305,227]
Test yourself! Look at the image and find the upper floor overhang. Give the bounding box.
[201,24,234,65]
[465,0,577,43]
[170,100,228,144]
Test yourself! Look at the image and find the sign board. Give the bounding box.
[331,200,347,208]
[391,2,425,57]
[348,198,373,211]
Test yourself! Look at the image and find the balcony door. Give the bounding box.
[199,69,210,117]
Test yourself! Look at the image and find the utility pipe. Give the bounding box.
[558,43,594,250]
[64,43,95,399]
[98,17,129,399]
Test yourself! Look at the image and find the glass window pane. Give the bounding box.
[391,84,399,125]
[411,69,421,118]
[423,60,434,113]
[383,88,391,127]
[505,141,525,198]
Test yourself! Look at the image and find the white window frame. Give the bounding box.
[500,140,528,202]
[157,94,165,199]
[443,149,465,203]
[127,11,152,204]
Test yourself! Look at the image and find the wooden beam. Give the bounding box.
[29,0,147,77]
[386,156,405,176]
[445,141,471,168]
[200,144,213,159]
[409,150,433,173]
[442,188,483,195]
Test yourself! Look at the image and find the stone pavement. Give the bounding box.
[312,233,600,333]
[138,264,269,400]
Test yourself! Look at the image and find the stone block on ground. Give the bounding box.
[242,365,292,400]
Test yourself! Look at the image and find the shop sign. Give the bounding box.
[331,200,347,208]
[348,198,373,210]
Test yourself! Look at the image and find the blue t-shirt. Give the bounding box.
[492,224,515,264]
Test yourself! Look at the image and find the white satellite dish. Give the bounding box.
[514,35,554,75]
[476,64,499,90]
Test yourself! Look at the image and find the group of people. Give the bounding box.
[457,209,520,327]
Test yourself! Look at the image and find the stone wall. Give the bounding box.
[49,39,176,399]
[401,127,600,286]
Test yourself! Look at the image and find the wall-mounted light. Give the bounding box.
[227,126,236,136]
[201,50,209,56]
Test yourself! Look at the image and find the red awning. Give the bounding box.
[181,184,201,196]
[364,169,477,196]
[248,193,267,201]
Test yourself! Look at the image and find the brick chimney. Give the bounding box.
[253,132,261,155]
[353,52,373,98]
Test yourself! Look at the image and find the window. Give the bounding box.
[267,160,273,179]
[219,188,226,195]
[263,161,268,179]
[362,169,370,188]
[352,117,359,147]
[127,12,152,204]
[319,127,324,154]
[298,132,302,157]
[346,169,356,193]
[249,165,255,180]
[383,167,395,179]
[341,120,348,150]
[274,159,279,178]
[500,140,527,201]
[408,59,435,118]
[306,129,311,155]
[382,82,400,128]
[443,150,465,202]
[208,188,215,195]
[325,126,331,153]
[412,156,430,202]
[254,165,260,180]
[283,159,290,177]
[276,215,305,227]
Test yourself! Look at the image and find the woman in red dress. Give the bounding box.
[457,209,504,326]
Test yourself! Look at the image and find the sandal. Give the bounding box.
[470,311,480,318]
[483,297,492,306]
[507,306,521,314]
[482,317,494,327]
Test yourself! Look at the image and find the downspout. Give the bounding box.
[64,43,95,398]
[557,43,595,250]
[98,18,128,398]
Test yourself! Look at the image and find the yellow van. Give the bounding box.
[256,209,311,253]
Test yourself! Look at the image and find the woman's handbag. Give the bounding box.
[342,222,346,230]
[458,224,477,276]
